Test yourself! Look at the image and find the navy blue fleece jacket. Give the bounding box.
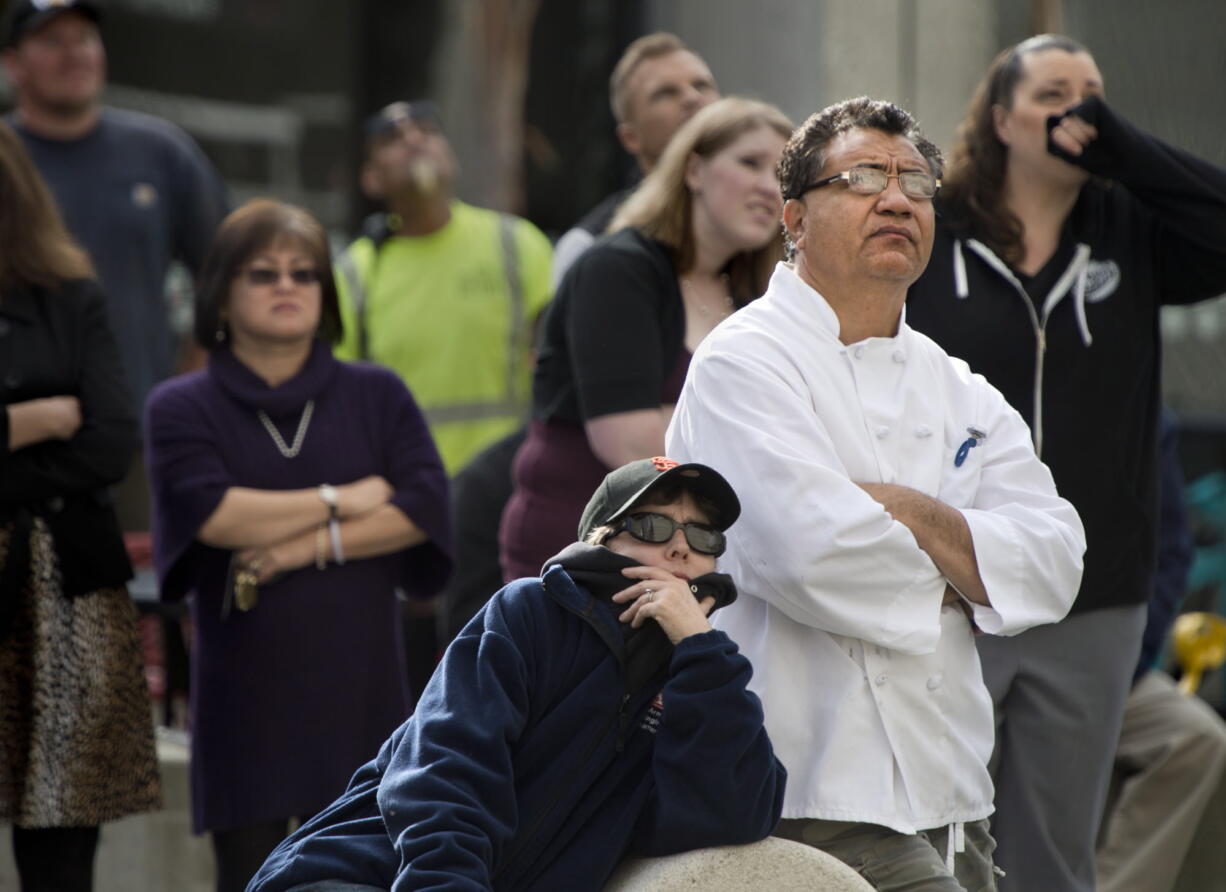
[249,549,785,890]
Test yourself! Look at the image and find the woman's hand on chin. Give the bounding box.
[611,565,715,645]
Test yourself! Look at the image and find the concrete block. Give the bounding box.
[603,836,874,891]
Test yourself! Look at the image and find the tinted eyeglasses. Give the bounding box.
[799,167,939,200]
[239,267,322,287]
[614,513,727,556]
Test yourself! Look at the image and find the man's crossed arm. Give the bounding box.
[857,482,989,608]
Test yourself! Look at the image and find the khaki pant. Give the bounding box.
[775,818,998,891]
[1097,670,1226,892]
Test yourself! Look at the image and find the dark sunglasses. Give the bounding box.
[240,267,321,287]
[615,512,726,556]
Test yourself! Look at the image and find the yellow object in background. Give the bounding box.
[1173,612,1226,695]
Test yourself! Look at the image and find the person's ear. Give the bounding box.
[2,48,24,88]
[991,104,1011,146]
[443,143,461,184]
[684,152,705,194]
[616,120,641,159]
[782,197,806,246]
[359,160,385,201]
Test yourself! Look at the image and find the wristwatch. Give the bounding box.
[318,483,339,520]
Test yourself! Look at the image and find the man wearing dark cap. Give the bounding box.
[249,456,785,890]
[334,100,552,478]
[2,0,228,528]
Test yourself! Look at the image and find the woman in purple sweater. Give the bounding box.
[145,199,452,892]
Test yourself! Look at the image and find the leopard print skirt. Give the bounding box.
[0,519,161,827]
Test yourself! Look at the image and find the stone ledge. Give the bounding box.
[604,836,874,891]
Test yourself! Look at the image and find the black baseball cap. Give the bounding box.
[578,457,741,541]
[3,0,101,48]
[364,100,443,142]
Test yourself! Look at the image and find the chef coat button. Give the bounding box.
[0,319,10,337]
[4,370,22,389]
[875,674,887,686]
[927,675,943,691]
[875,425,889,439]
[853,345,865,359]
[892,349,906,363]
[915,424,933,438]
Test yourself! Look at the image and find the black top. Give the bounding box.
[533,227,684,423]
[0,278,136,599]
[907,96,1226,615]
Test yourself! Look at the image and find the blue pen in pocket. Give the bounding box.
[954,427,986,467]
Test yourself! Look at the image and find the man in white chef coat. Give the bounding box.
[665,97,1086,891]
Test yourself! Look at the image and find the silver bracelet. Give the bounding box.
[328,518,345,566]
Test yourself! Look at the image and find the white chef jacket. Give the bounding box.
[666,262,1085,833]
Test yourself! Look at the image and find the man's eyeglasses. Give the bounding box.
[240,268,322,287]
[615,513,727,556]
[799,167,940,200]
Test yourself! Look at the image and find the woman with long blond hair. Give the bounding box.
[0,121,160,891]
[499,96,792,580]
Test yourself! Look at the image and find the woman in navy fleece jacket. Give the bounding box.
[249,457,785,891]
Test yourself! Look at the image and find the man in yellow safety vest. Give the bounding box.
[335,100,552,476]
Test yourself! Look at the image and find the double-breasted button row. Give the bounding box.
[850,346,907,363]
[872,674,944,692]
[873,424,935,439]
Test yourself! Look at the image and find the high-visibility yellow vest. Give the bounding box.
[334,201,552,475]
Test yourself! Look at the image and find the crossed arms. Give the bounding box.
[858,482,989,607]
[666,338,1084,651]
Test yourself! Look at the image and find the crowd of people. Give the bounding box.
[2,2,1226,891]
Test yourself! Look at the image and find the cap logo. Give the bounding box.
[651,456,678,472]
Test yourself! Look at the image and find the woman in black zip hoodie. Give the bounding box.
[906,34,1226,892]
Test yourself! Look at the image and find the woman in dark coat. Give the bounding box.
[145,199,452,892]
[0,121,159,891]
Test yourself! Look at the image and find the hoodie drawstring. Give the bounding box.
[1072,245,1093,346]
[953,239,968,299]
